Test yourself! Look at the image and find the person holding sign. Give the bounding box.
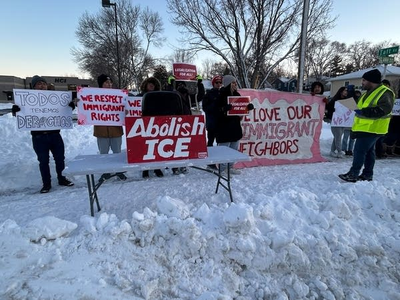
[11,75,74,193]
[137,77,164,178]
[339,69,395,182]
[215,75,254,174]
[326,87,348,158]
[94,74,127,182]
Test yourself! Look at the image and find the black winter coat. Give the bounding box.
[202,87,220,130]
[215,86,243,143]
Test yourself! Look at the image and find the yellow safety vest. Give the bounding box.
[352,85,394,134]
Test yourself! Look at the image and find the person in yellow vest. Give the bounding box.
[339,69,395,182]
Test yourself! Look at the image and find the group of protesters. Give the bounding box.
[312,69,397,183]
[11,72,256,193]
[12,68,396,192]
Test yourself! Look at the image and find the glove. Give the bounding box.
[322,97,329,104]
[223,104,233,112]
[247,103,254,111]
[354,109,362,116]
[12,105,20,116]
[68,101,76,110]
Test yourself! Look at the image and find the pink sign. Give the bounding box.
[172,63,197,81]
[125,115,208,164]
[236,89,326,167]
[227,96,251,116]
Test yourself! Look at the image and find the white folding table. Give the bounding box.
[65,146,251,216]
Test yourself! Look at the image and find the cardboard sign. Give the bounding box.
[331,99,355,128]
[236,89,326,167]
[126,96,142,117]
[125,115,207,163]
[172,63,197,81]
[227,96,251,116]
[13,89,73,131]
[77,87,127,125]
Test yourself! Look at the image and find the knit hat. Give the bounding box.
[362,69,381,84]
[31,75,47,88]
[223,75,236,87]
[212,75,223,86]
[97,74,112,87]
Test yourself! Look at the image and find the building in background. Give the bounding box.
[0,75,96,102]
[329,65,400,97]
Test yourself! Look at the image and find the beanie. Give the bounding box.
[223,75,236,87]
[31,75,47,88]
[212,75,223,86]
[97,74,112,87]
[362,69,381,84]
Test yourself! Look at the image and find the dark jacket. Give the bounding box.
[202,87,220,130]
[215,85,243,143]
[93,126,123,138]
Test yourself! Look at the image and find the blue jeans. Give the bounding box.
[349,136,379,178]
[32,132,65,186]
[341,128,354,152]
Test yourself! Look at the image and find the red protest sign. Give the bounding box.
[227,96,251,116]
[125,115,208,163]
[172,63,197,81]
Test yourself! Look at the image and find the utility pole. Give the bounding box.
[297,0,310,94]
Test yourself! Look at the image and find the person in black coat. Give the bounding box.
[202,75,223,146]
[137,77,164,178]
[215,75,253,174]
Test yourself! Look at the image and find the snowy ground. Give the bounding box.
[0,102,399,300]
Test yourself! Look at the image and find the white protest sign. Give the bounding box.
[392,99,400,116]
[77,87,127,126]
[331,99,356,128]
[125,96,142,117]
[13,89,73,131]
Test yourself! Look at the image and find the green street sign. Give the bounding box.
[378,46,399,57]
[379,56,395,64]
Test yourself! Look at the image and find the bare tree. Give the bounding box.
[346,40,379,71]
[170,49,196,64]
[72,0,164,89]
[166,0,334,88]
[304,38,346,79]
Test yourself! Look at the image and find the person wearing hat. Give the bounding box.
[339,69,395,182]
[94,74,127,182]
[11,75,75,193]
[215,75,254,175]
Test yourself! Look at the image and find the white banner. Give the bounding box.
[331,99,356,128]
[13,89,73,131]
[77,87,127,126]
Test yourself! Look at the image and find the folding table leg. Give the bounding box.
[215,165,233,202]
[86,174,101,216]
